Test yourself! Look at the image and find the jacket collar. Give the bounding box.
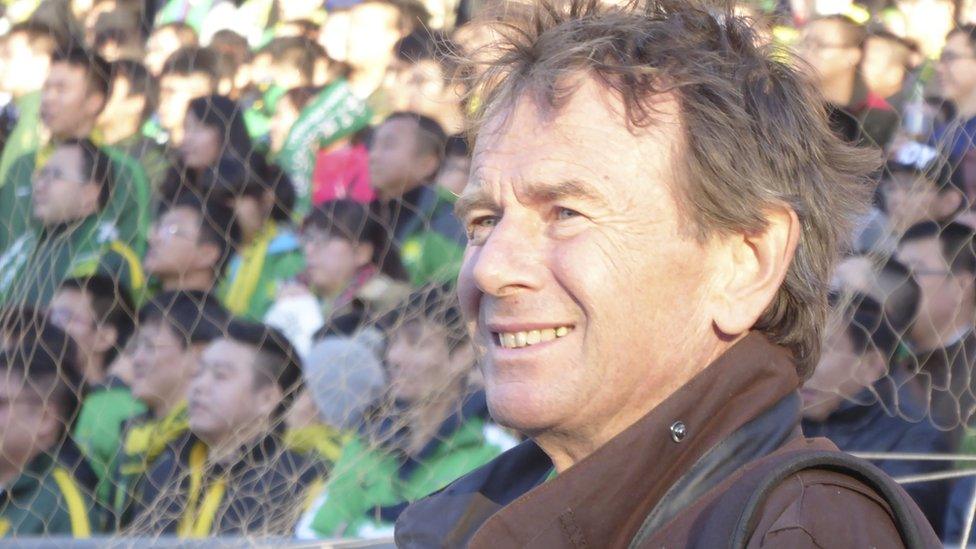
[396,332,804,547]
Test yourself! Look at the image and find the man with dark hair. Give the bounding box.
[50,275,147,508]
[0,139,145,307]
[144,194,241,294]
[98,60,168,190]
[155,46,219,145]
[897,221,976,441]
[145,22,199,77]
[934,25,976,199]
[0,21,66,184]
[131,318,324,536]
[881,143,966,236]
[861,30,915,111]
[110,290,229,528]
[0,46,151,257]
[370,111,464,285]
[395,1,936,546]
[801,295,952,537]
[799,15,899,148]
[0,321,101,536]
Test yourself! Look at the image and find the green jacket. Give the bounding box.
[301,395,514,538]
[398,186,466,287]
[72,380,147,507]
[217,221,305,320]
[0,145,151,256]
[0,91,41,188]
[0,442,100,538]
[0,214,146,307]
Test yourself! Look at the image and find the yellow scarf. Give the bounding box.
[177,441,227,538]
[122,402,189,465]
[223,222,278,315]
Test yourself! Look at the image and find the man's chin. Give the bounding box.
[484,383,558,435]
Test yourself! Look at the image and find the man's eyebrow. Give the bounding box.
[454,187,498,220]
[454,179,605,220]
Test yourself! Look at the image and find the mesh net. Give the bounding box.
[0,0,975,545]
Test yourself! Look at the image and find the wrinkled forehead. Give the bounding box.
[469,78,683,199]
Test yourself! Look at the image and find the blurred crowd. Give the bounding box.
[1,0,976,543]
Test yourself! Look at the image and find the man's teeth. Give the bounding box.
[497,327,572,349]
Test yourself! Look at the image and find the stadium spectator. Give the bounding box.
[91,6,145,62]
[144,22,198,76]
[268,86,320,156]
[285,331,387,470]
[144,194,241,294]
[861,30,916,112]
[0,139,145,307]
[799,15,899,148]
[0,22,64,186]
[881,144,966,235]
[97,60,168,190]
[154,46,219,145]
[132,319,323,536]
[212,160,305,320]
[388,30,463,133]
[0,321,99,536]
[0,46,151,256]
[298,288,515,539]
[434,134,469,196]
[52,275,146,507]
[370,112,464,285]
[395,2,937,546]
[265,199,410,356]
[112,290,229,528]
[802,295,951,536]
[897,221,976,441]
[933,25,976,197]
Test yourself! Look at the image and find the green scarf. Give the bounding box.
[276,79,371,219]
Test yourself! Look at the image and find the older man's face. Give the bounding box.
[457,78,720,438]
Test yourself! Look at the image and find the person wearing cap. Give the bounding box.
[109,291,229,529]
[296,288,517,539]
[284,329,387,471]
[129,318,325,537]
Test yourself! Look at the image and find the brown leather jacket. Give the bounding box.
[395,333,940,548]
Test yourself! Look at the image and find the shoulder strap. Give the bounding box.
[51,467,92,538]
[731,450,925,549]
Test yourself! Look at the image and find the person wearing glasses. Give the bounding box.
[933,25,976,201]
[896,221,976,445]
[0,138,145,307]
[798,14,899,149]
[143,193,241,295]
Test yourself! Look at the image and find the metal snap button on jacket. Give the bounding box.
[670,421,687,443]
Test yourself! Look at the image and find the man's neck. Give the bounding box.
[204,421,272,467]
[912,310,974,353]
[161,271,216,293]
[52,121,97,142]
[81,356,107,386]
[820,71,857,108]
[956,91,976,120]
[151,395,185,420]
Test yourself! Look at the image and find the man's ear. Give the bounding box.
[935,189,964,219]
[255,382,283,418]
[37,404,64,451]
[79,181,102,214]
[711,204,800,336]
[194,241,222,272]
[859,349,888,386]
[85,92,107,118]
[92,324,119,355]
[354,242,375,269]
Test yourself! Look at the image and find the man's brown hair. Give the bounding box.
[462,0,878,376]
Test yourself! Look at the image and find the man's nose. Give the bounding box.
[470,216,543,297]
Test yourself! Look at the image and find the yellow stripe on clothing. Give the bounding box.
[224,222,277,315]
[51,468,91,538]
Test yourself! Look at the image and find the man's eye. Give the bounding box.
[466,215,498,242]
[556,207,582,220]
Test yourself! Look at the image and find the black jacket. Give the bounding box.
[128,430,325,536]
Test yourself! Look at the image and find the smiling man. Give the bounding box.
[394,1,939,547]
